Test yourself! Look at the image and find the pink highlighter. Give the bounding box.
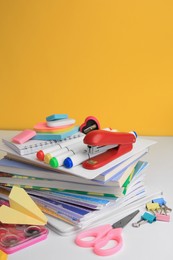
[12,130,36,144]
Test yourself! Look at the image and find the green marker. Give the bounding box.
[50,157,59,168]
[49,143,87,168]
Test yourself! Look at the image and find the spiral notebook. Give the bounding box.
[2,132,84,156]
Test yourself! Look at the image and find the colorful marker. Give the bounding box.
[49,143,87,168]
[36,135,84,161]
[44,140,83,164]
[63,131,137,168]
[63,151,102,168]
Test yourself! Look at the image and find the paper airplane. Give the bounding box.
[0,250,8,260]
[0,186,47,225]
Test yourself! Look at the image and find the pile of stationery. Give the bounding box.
[0,114,158,235]
[0,186,49,255]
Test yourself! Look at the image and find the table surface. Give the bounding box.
[0,131,173,260]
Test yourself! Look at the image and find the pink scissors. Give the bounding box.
[75,210,139,256]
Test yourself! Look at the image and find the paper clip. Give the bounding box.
[132,212,156,228]
[82,130,137,170]
[146,202,160,215]
[155,213,170,222]
[152,198,172,215]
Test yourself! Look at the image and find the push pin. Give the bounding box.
[146,202,160,215]
[152,198,172,215]
[132,212,156,228]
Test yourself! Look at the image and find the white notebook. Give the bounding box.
[2,132,84,155]
[46,189,163,236]
[0,137,156,180]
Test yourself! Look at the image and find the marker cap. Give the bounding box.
[64,157,73,168]
[50,158,59,168]
[44,154,52,164]
[130,131,138,138]
[37,151,44,161]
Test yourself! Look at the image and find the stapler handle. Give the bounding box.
[83,130,136,146]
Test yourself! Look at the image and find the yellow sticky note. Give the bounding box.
[0,186,47,225]
[0,250,8,260]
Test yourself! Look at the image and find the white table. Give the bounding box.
[0,131,173,260]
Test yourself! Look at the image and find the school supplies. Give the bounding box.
[0,157,147,185]
[0,169,145,197]
[29,190,111,210]
[152,197,172,215]
[64,149,147,180]
[45,190,163,236]
[0,126,160,237]
[49,142,87,168]
[32,126,80,141]
[82,130,137,169]
[0,223,48,254]
[46,113,68,121]
[75,210,139,256]
[12,129,36,144]
[0,250,8,260]
[36,133,84,161]
[0,186,47,225]
[155,213,171,222]
[132,212,156,227]
[132,196,172,227]
[85,130,137,147]
[0,159,147,226]
[80,116,101,134]
[34,125,75,134]
[44,140,85,164]
[2,132,84,155]
[0,137,156,180]
[47,118,75,127]
[146,198,172,222]
[63,150,102,168]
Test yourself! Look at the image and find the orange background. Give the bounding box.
[0,1,173,135]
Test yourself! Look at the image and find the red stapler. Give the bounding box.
[82,130,137,170]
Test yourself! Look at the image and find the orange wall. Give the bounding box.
[0,1,173,135]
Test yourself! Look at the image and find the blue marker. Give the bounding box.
[50,143,87,168]
[64,152,101,168]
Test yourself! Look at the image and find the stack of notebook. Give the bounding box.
[0,130,158,235]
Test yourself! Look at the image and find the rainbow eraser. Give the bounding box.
[12,129,36,144]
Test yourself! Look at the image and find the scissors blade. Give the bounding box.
[112,210,140,229]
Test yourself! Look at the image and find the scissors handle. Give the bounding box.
[94,227,123,256]
[75,224,112,247]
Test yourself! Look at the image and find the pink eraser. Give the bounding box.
[12,130,36,144]
[155,213,170,222]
